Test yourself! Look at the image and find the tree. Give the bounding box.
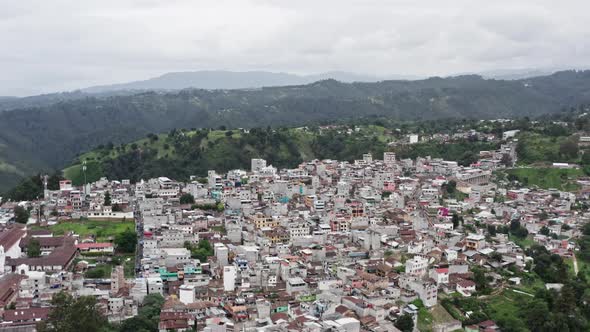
[216,202,225,212]
[540,226,551,236]
[179,193,195,205]
[559,139,579,159]
[458,151,477,166]
[185,239,214,263]
[394,314,414,332]
[446,180,457,195]
[14,205,29,224]
[111,204,122,212]
[490,252,503,262]
[115,228,137,253]
[27,238,41,258]
[104,191,111,206]
[452,213,460,229]
[500,153,513,167]
[472,266,490,294]
[487,224,497,236]
[510,220,528,238]
[119,294,165,332]
[37,291,109,332]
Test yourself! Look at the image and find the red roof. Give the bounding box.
[76,242,113,249]
[436,268,449,274]
[3,307,50,322]
[458,280,476,288]
[0,228,25,250]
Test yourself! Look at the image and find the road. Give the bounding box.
[134,200,144,277]
[573,252,579,275]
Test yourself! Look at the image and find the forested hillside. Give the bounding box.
[61,126,496,186]
[1,70,590,191]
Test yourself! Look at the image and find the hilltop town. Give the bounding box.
[0,129,588,332]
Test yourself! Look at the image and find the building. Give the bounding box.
[223,266,237,292]
[405,256,428,277]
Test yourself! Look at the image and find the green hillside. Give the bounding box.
[60,124,506,185]
[2,70,590,191]
[62,127,394,184]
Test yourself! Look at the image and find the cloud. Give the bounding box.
[1,0,589,95]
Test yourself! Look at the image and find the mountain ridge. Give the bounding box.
[1,69,590,192]
[1,68,569,111]
[80,70,386,94]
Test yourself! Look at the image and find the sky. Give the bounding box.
[1,0,590,96]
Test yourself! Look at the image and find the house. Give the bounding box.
[0,226,26,258]
[429,268,449,285]
[0,274,27,308]
[456,280,476,297]
[405,256,428,277]
[0,307,51,329]
[76,242,114,254]
[7,239,77,273]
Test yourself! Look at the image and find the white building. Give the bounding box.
[251,159,267,173]
[405,256,428,277]
[223,266,237,292]
[179,284,196,304]
[161,248,191,268]
[286,277,308,295]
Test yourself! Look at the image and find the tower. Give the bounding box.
[42,175,49,200]
[0,246,5,276]
[110,266,125,294]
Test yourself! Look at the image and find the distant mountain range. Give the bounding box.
[1,69,590,192]
[81,70,395,93]
[0,69,563,112]
[0,71,406,112]
[79,68,566,92]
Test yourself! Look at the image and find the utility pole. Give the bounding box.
[82,160,87,196]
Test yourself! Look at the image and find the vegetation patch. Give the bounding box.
[33,219,135,242]
[504,167,583,191]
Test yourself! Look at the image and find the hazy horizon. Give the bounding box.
[2,0,590,96]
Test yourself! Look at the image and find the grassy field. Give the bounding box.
[565,256,590,279]
[483,290,531,330]
[85,263,112,278]
[512,271,546,294]
[412,299,434,332]
[63,160,103,186]
[505,167,583,191]
[431,304,456,325]
[35,219,135,242]
[509,234,535,249]
[123,255,136,278]
[515,133,570,164]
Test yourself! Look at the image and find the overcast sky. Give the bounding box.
[2,0,590,96]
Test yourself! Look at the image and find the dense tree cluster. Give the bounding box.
[118,294,165,332]
[27,238,41,258]
[37,291,165,332]
[3,173,63,202]
[37,292,109,332]
[115,228,137,253]
[13,205,29,224]
[185,239,214,263]
[179,193,195,205]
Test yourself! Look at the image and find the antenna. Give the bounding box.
[42,174,48,201]
[82,160,87,194]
